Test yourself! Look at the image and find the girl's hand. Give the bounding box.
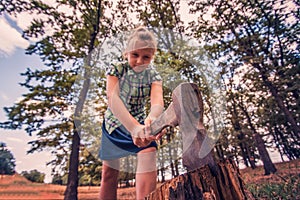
[144,117,167,141]
[131,124,151,148]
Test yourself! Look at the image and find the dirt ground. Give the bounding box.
[0,159,299,200]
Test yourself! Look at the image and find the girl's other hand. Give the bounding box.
[131,124,151,148]
[144,117,167,141]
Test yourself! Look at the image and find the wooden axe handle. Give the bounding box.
[150,102,178,135]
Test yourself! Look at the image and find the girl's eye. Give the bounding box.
[132,53,139,57]
[143,56,150,60]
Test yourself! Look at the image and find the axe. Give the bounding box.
[150,82,217,173]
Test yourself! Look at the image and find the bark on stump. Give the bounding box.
[145,159,254,200]
[148,83,254,199]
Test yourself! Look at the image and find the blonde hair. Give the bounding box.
[123,26,157,57]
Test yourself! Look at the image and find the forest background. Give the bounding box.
[0,0,299,199]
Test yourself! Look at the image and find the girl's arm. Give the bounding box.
[107,75,149,147]
[148,81,164,120]
[106,75,140,132]
[145,81,165,140]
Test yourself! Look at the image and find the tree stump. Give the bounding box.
[145,159,254,200]
[148,83,254,199]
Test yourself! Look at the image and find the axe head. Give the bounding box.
[150,82,203,135]
[150,82,217,172]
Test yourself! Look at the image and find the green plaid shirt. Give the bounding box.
[104,62,162,134]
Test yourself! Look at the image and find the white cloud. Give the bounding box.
[0,16,29,57]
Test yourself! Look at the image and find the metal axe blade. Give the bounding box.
[150,82,217,172]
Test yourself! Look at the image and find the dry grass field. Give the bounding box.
[0,159,299,200]
[0,173,137,200]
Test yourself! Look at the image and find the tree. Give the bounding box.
[52,173,64,185]
[0,0,127,199]
[0,142,15,175]
[235,86,277,174]
[21,169,45,183]
[78,147,102,186]
[188,0,299,171]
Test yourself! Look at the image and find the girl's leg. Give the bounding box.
[99,159,120,200]
[136,147,157,200]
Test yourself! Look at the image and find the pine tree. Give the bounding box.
[0,142,16,175]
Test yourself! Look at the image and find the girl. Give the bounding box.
[99,26,165,199]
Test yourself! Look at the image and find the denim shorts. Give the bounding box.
[99,120,157,160]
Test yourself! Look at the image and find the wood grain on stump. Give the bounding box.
[145,159,254,200]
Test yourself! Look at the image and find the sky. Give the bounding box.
[0,14,54,183]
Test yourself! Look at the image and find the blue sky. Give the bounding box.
[0,14,53,182]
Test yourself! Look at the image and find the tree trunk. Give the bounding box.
[247,152,256,170]
[238,100,277,175]
[175,159,179,177]
[146,159,254,200]
[238,133,249,168]
[253,133,276,175]
[64,129,80,200]
[167,134,176,178]
[256,64,300,138]
[64,55,92,200]
[158,142,166,183]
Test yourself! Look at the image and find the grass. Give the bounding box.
[0,159,299,199]
[246,174,300,199]
[240,159,300,200]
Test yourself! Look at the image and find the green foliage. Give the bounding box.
[21,169,45,183]
[78,148,102,186]
[0,0,117,175]
[189,0,300,164]
[0,143,16,175]
[247,174,300,200]
[51,173,64,185]
[1,67,77,172]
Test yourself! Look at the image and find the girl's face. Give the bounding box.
[127,47,155,73]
